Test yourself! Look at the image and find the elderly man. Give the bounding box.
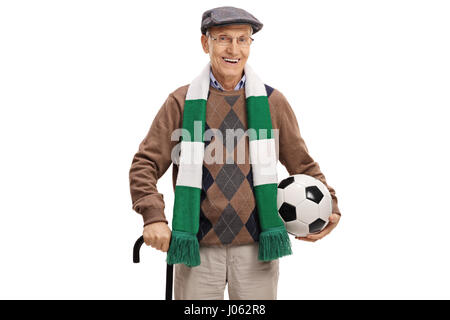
[129,6,341,300]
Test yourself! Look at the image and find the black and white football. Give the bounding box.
[277,174,332,237]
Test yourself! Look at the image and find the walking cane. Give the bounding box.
[133,236,174,300]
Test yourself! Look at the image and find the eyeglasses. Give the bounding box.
[208,34,254,47]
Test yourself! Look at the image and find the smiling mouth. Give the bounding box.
[222,57,240,64]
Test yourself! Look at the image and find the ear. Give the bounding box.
[201,34,209,54]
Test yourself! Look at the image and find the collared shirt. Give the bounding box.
[210,68,246,91]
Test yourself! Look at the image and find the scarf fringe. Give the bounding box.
[167,231,200,267]
[258,226,292,261]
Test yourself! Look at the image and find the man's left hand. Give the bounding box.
[296,213,340,242]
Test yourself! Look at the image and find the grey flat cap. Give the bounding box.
[201,6,263,35]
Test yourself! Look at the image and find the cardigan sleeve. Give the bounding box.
[129,93,182,226]
[275,91,341,216]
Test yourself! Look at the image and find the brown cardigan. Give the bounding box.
[129,84,341,227]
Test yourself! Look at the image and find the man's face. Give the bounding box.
[201,24,252,79]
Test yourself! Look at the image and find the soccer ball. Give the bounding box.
[277,174,332,237]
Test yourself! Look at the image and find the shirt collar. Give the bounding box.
[209,68,246,91]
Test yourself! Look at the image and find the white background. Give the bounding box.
[1,0,449,299]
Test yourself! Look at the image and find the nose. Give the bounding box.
[226,38,240,55]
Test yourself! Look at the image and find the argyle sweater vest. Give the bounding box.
[196,84,272,246]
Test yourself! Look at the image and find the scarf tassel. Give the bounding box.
[258,226,292,261]
[167,231,201,267]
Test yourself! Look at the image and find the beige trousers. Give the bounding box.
[174,242,279,300]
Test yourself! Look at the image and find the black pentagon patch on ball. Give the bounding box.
[279,203,296,222]
[305,186,324,204]
[309,218,326,233]
[278,176,294,189]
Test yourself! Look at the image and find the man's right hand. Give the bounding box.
[143,222,172,252]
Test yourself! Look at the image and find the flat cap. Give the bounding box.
[201,6,263,35]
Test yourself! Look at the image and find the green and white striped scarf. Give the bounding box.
[167,62,292,267]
